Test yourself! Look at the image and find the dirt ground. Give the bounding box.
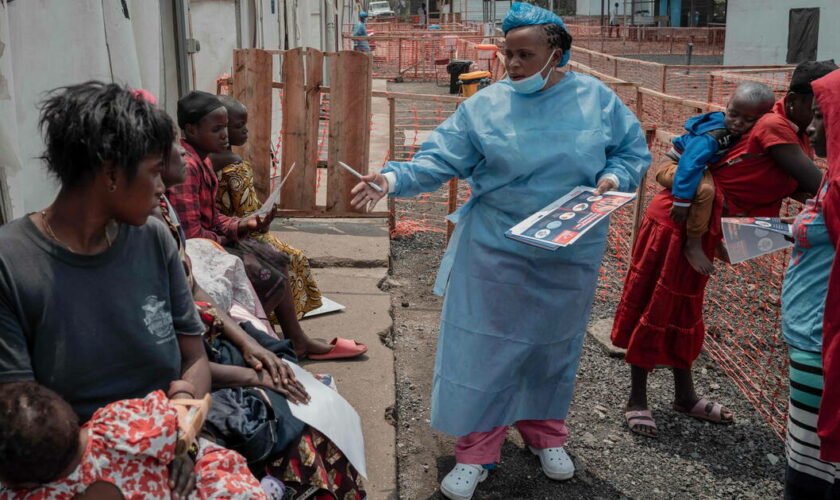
[386,81,785,500]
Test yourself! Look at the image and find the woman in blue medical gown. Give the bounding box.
[352,4,650,499]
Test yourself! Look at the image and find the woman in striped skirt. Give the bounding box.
[780,67,840,499]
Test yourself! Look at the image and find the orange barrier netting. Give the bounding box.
[707,68,796,107]
[343,33,505,82]
[568,25,725,56]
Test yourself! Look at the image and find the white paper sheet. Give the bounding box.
[302,296,346,319]
[286,362,367,478]
[254,162,295,216]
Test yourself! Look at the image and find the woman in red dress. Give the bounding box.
[612,61,836,437]
[815,69,840,463]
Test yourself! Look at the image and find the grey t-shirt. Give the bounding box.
[0,216,204,421]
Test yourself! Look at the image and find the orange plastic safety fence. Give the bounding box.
[707,68,796,107]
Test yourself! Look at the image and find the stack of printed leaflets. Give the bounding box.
[505,186,636,250]
[721,217,793,264]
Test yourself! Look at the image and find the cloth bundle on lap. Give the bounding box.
[204,321,305,471]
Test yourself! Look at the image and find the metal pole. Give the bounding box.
[686,42,693,73]
[549,0,554,13]
[600,0,605,29]
[689,0,695,26]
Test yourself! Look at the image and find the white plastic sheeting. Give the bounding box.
[0,0,344,219]
[0,0,178,219]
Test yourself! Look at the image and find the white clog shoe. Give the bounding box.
[529,446,575,480]
[440,463,488,500]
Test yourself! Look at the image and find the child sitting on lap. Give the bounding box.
[656,81,776,274]
[0,382,266,500]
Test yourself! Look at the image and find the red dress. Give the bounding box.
[611,98,809,371]
[813,70,840,461]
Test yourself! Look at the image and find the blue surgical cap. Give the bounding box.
[359,11,368,18]
[502,2,571,67]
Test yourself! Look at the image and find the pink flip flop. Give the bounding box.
[674,397,734,424]
[307,337,368,360]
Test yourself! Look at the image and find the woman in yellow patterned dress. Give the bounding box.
[211,96,323,319]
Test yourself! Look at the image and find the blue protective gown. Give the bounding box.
[352,22,370,52]
[382,72,651,436]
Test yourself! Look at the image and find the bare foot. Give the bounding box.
[684,238,714,275]
[294,337,332,358]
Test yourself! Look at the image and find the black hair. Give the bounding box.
[0,382,80,485]
[177,90,224,129]
[543,23,573,53]
[789,60,838,95]
[38,81,174,190]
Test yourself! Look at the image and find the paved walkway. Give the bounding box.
[266,78,397,499]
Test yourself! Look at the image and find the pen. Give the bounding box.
[338,161,384,193]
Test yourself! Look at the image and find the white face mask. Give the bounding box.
[507,51,558,95]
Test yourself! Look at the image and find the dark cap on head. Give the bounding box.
[790,60,838,94]
[177,91,224,129]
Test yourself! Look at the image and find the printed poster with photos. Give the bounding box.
[721,217,793,264]
[505,186,636,251]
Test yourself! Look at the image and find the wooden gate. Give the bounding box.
[231,48,383,217]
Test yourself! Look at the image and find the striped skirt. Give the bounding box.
[786,346,840,498]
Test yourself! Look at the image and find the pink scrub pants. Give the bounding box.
[454,419,568,465]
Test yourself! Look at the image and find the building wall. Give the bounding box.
[575,0,625,17]
[724,0,840,66]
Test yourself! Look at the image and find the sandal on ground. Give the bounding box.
[306,337,368,360]
[625,409,659,438]
[673,397,734,424]
[440,463,488,500]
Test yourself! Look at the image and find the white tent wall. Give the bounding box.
[0,1,20,222]
[723,0,840,66]
[189,0,238,92]
[0,0,184,220]
[0,0,342,220]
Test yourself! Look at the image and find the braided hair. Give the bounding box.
[543,23,572,53]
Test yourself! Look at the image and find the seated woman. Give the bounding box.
[0,382,265,499]
[0,81,242,498]
[167,91,366,361]
[158,123,367,499]
[211,95,323,319]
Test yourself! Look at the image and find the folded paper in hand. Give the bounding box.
[253,162,296,216]
[721,217,792,264]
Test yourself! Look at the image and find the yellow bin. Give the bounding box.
[458,70,492,97]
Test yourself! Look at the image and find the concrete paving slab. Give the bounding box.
[300,267,396,500]
[269,218,389,267]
